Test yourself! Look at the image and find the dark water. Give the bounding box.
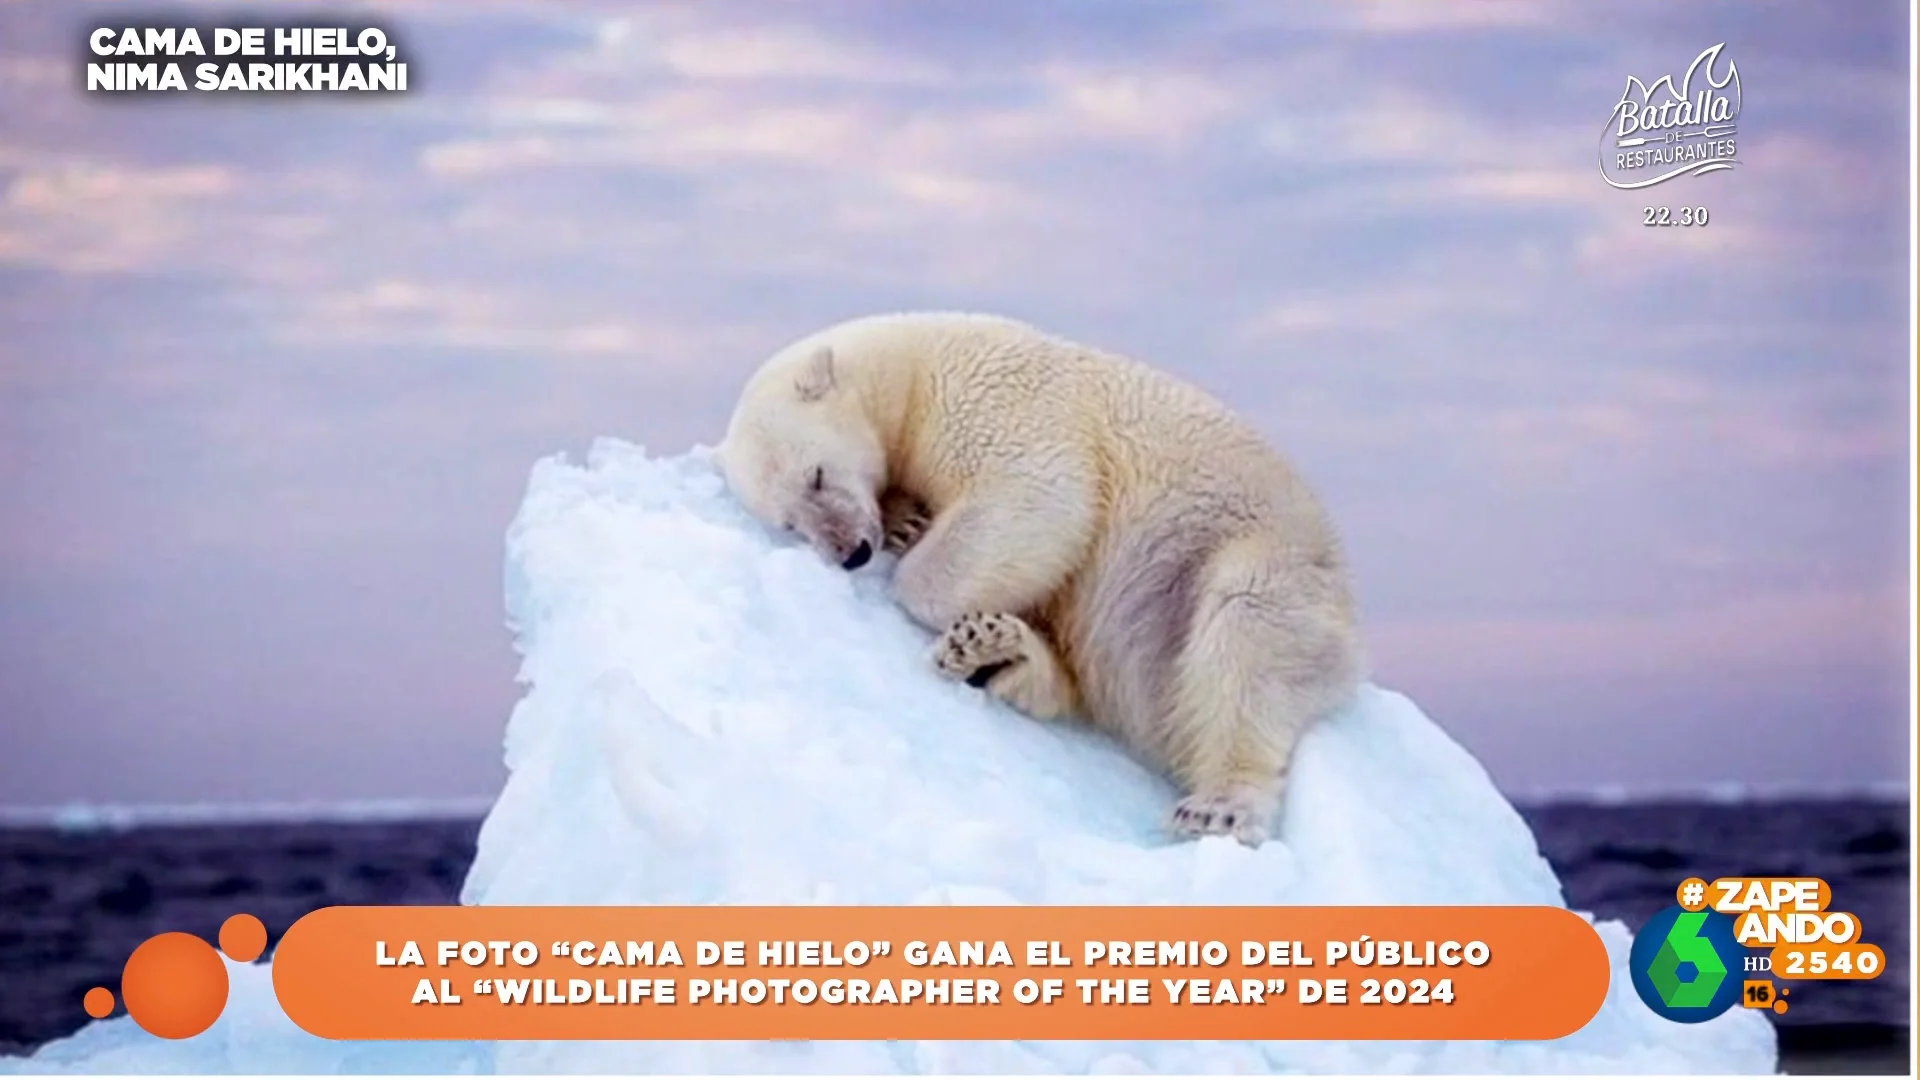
[0,799,1909,1072]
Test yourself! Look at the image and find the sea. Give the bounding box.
[0,797,1909,1074]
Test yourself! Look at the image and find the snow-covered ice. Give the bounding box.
[7,440,1777,1074]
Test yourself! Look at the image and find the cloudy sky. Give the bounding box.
[0,0,1909,808]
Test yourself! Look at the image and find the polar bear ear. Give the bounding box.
[794,345,837,402]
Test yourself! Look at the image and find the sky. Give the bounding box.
[0,0,1910,808]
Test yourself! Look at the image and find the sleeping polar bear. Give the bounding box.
[718,312,1363,845]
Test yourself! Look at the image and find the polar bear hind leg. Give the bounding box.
[1166,535,1361,846]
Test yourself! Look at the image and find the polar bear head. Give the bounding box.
[720,343,886,571]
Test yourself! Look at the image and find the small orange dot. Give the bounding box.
[1772,998,1788,1014]
[122,932,229,1040]
[82,987,114,1019]
[219,914,267,963]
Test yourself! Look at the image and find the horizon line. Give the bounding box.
[0,783,1910,830]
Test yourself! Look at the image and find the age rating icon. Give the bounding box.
[1742,980,1790,1015]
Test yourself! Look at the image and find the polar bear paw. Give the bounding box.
[933,612,1029,688]
[1171,786,1273,847]
[880,490,933,555]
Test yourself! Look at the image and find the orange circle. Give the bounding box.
[219,914,268,963]
[82,987,114,1019]
[1675,876,1710,912]
[121,932,229,1040]
[1772,999,1788,1014]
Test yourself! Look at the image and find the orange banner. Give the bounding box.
[272,906,1609,1041]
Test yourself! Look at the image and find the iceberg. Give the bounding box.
[6,441,1776,1074]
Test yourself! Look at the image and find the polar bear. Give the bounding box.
[718,312,1363,845]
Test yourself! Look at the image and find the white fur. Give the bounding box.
[720,313,1364,845]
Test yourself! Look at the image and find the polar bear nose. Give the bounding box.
[841,540,873,570]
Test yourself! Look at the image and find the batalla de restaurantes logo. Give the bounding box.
[1599,43,1740,190]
